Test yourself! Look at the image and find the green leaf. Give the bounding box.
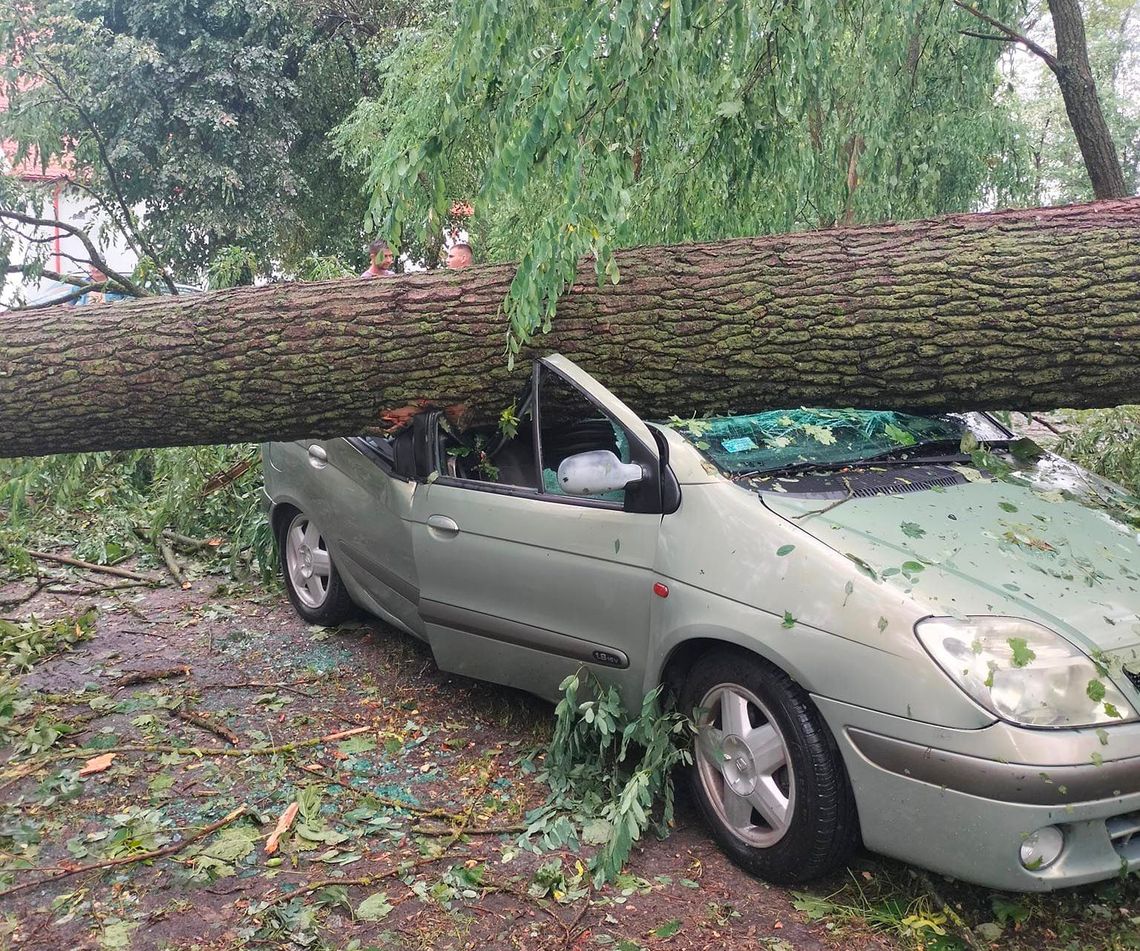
[884,424,917,447]
[782,611,796,629]
[901,561,925,574]
[356,891,394,921]
[775,544,796,556]
[651,918,682,938]
[1009,437,1044,462]
[1087,679,1106,702]
[877,616,888,633]
[198,822,258,863]
[845,554,879,581]
[581,818,612,845]
[1008,638,1036,668]
[998,501,1018,513]
[900,521,926,539]
[338,735,376,755]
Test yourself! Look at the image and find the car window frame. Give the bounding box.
[424,361,664,514]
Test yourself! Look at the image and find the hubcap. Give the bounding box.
[695,684,796,848]
[285,513,331,610]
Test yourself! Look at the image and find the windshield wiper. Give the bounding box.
[856,436,1010,467]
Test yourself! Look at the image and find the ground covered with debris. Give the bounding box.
[0,560,886,951]
[2,554,1139,951]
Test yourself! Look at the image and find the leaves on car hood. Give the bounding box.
[762,458,1140,655]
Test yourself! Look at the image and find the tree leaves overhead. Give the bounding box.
[0,0,373,277]
[344,0,1030,349]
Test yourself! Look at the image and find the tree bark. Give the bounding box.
[1,199,1138,458]
[1047,0,1128,200]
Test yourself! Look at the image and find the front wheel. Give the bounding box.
[680,648,858,884]
[278,509,354,625]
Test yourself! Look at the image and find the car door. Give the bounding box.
[301,436,423,638]
[409,355,666,702]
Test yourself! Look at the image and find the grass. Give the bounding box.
[793,854,1140,950]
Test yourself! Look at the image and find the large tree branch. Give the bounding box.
[953,1,1061,74]
[0,208,146,297]
[30,57,178,294]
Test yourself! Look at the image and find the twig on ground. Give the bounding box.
[46,580,150,597]
[121,627,168,640]
[26,551,161,584]
[173,708,239,745]
[112,666,191,690]
[1029,413,1064,437]
[262,850,456,909]
[414,821,527,836]
[0,805,248,900]
[159,539,189,589]
[0,575,49,608]
[15,726,372,772]
[163,530,222,552]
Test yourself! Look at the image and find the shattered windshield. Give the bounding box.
[666,409,1002,475]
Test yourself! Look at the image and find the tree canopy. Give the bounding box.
[341,0,1035,352]
[0,0,400,285]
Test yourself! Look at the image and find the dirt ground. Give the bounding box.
[0,563,897,951]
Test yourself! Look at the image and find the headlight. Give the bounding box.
[915,617,1137,728]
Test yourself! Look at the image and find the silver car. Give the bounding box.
[262,354,1140,892]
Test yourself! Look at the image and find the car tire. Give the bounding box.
[277,509,354,625]
[679,648,858,884]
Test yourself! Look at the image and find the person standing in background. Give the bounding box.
[361,239,395,278]
[445,242,473,270]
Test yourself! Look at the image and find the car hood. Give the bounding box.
[760,456,1140,659]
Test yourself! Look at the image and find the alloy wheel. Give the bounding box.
[695,683,796,848]
[284,513,332,610]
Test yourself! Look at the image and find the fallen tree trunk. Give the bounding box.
[1,199,1138,458]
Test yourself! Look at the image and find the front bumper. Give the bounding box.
[816,696,1140,891]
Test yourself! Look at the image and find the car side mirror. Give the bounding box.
[556,450,644,496]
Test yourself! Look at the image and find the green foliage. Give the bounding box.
[344,0,1030,350]
[0,608,96,756]
[0,446,274,577]
[1057,406,1140,498]
[523,671,693,887]
[0,609,96,673]
[0,0,376,281]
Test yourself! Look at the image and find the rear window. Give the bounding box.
[666,409,976,475]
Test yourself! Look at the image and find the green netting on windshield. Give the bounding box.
[666,409,963,475]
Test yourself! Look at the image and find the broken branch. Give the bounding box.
[112,666,191,689]
[159,538,189,588]
[0,805,248,900]
[172,708,239,745]
[26,550,161,584]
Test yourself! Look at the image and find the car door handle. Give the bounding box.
[426,514,460,537]
[307,444,328,469]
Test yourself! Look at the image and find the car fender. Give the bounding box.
[648,586,993,729]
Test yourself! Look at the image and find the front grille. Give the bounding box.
[851,475,963,498]
[1107,811,1140,860]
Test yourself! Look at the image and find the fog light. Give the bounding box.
[1019,826,1064,870]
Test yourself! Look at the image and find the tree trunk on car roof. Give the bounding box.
[1,198,1139,458]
